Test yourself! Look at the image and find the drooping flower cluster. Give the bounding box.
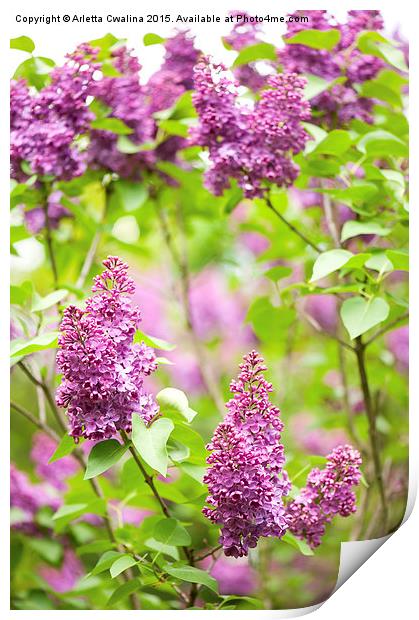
[203,351,291,557]
[56,256,159,441]
[192,59,310,198]
[224,11,269,91]
[10,44,97,181]
[286,445,362,549]
[281,10,386,125]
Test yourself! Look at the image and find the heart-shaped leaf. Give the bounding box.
[131,415,174,476]
[310,249,353,282]
[341,296,390,339]
[153,518,191,546]
[156,388,197,422]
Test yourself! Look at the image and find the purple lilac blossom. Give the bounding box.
[200,555,257,595]
[39,548,84,593]
[192,59,310,198]
[289,413,348,456]
[286,444,362,549]
[304,295,338,334]
[281,10,385,125]
[10,464,60,531]
[56,256,159,441]
[30,432,79,491]
[203,351,290,557]
[88,47,155,179]
[387,326,409,372]
[23,191,70,234]
[10,45,97,181]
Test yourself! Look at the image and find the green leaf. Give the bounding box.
[285,28,340,50]
[110,555,137,578]
[91,118,133,134]
[143,33,165,46]
[31,289,68,312]
[91,551,124,575]
[304,74,329,100]
[84,439,127,480]
[134,330,175,351]
[145,538,179,560]
[159,119,189,138]
[282,531,314,556]
[154,518,191,546]
[233,42,277,67]
[357,31,408,72]
[106,579,141,607]
[312,130,352,156]
[10,332,59,360]
[340,297,390,339]
[29,538,63,564]
[163,564,218,593]
[11,36,35,53]
[48,434,76,463]
[77,540,114,556]
[13,56,55,89]
[364,253,393,274]
[156,388,197,423]
[179,462,206,483]
[116,135,145,154]
[131,415,174,477]
[386,250,408,271]
[357,130,408,158]
[264,266,292,282]
[114,180,148,212]
[341,221,391,242]
[246,297,295,341]
[310,249,353,282]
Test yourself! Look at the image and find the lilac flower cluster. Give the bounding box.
[192,59,310,197]
[203,350,291,557]
[10,45,97,181]
[286,445,362,549]
[281,10,385,124]
[39,548,84,593]
[88,46,155,179]
[224,11,268,91]
[23,190,70,235]
[56,256,159,441]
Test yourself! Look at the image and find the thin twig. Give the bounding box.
[194,544,223,563]
[354,336,388,532]
[364,312,409,347]
[120,430,171,518]
[10,402,60,441]
[302,311,355,352]
[265,196,322,253]
[155,205,226,417]
[43,201,59,288]
[17,361,67,434]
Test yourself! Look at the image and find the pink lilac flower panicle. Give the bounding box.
[56,256,159,441]
[191,58,310,198]
[286,444,362,549]
[203,351,290,557]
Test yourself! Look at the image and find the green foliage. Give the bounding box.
[284,28,341,50]
[341,297,390,339]
[131,415,174,476]
[84,440,128,479]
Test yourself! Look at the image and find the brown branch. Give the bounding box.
[265,196,322,253]
[17,362,67,434]
[354,336,388,532]
[194,545,223,563]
